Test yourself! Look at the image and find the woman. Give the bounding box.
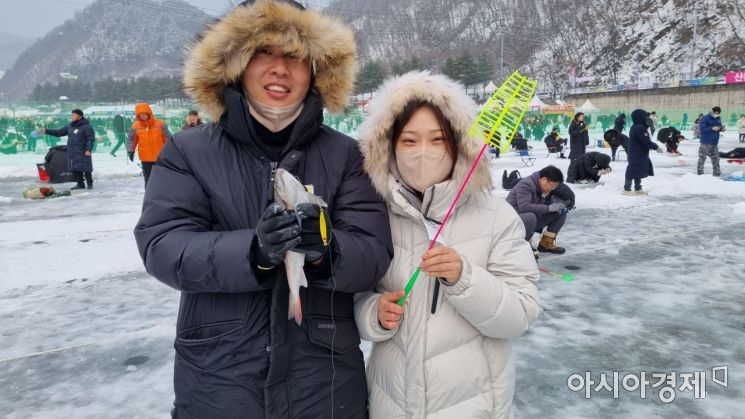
[355,71,542,419]
[568,112,589,161]
[624,108,663,195]
[737,113,745,143]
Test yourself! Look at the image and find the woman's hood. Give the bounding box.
[182,0,357,121]
[357,71,492,201]
[631,108,649,125]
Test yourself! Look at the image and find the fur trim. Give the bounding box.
[357,71,492,201]
[183,0,357,120]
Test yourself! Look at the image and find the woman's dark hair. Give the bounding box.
[188,110,199,116]
[573,112,584,121]
[539,165,564,183]
[390,101,457,160]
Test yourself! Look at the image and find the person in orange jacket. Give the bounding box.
[126,103,172,185]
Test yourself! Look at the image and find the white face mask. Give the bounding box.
[395,149,454,193]
[246,94,304,133]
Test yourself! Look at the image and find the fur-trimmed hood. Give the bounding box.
[358,71,492,202]
[183,0,357,121]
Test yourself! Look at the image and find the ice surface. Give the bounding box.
[1,131,743,418]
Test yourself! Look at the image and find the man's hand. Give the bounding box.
[548,202,567,213]
[85,151,92,157]
[420,246,462,284]
[294,203,332,262]
[254,203,301,267]
[713,126,721,132]
[378,290,405,330]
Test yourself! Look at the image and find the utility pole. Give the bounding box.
[689,4,698,79]
[499,32,504,82]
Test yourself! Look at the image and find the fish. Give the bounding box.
[273,168,328,325]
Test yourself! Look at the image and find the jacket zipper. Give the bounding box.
[268,161,278,201]
[421,186,442,314]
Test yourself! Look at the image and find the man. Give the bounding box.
[544,126,567,158]
[133,1,392,417]
[109,113,128,157]
[126,103,171,185]
[181,109,203,131]
[506,165,568,257]
[566,151,611,183]
[648,111,658,135]
[657,126,685,155]
[719,147,745,159]
[39,109,95,189]
[614,113,626,133]
[603,128,629,161]
[698,106,723,177]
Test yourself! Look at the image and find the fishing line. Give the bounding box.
[328,242,337,419]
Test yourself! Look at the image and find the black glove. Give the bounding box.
[294,203,332,262]
[253,203,301,267]
[128,152,134,161]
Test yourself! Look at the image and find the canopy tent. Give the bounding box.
[529,95,547,110]
[575,99,600,113]
[484,81,497,94]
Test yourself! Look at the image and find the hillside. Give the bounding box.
[325,0,745,96]
[0,33,35,72]
[0,0,211,100]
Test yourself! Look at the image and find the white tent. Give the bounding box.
[575,99,600,113]
[529,95,547,110]
[484,81,497,94]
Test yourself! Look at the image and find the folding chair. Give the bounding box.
[519,149,536,167]
[547,147,559,158]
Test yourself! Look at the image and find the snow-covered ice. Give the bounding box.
[1,133,744,418]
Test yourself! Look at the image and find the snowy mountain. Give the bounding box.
[326,0,745,95]
[0,33,35,72]
[0,0,211,100]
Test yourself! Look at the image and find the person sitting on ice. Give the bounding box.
[566,151,612,183]
[719,147,745,159]
[657,126,685,155]
[511,131,529,151]
[506,165,569,257]
[544,126,567,158]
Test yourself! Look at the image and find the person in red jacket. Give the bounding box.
[126,103,172,186]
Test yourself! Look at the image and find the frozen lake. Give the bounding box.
[1,132,744,418]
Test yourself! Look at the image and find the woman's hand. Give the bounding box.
[378,290,405,330]
[420,246,463,284]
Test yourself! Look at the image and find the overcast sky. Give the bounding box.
[1,0,232,39]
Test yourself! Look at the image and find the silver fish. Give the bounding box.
[274,169,327,325]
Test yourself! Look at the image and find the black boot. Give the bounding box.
[71,183,85,190]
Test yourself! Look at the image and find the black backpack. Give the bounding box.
[502,169,522,190]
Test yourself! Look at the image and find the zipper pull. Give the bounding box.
[269,161,278,201]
